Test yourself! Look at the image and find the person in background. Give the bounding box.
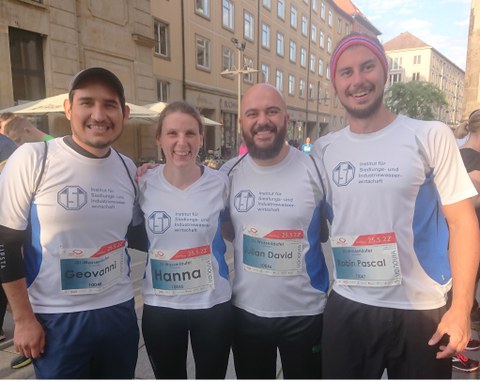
[3,116,54,146]
[220,83,329,379]
[0,112,15,135]
[301,137,312,154]
[0,67,146,378]
[137,101,232,379]
[311,32,480,379]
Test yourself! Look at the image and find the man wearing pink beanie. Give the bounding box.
[311,32,480,378]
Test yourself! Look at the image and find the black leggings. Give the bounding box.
[142,301,233,379]
[232,307,323,379]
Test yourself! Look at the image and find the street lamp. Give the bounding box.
[221,38,258,155]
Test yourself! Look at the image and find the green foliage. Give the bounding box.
[384,81,447,120]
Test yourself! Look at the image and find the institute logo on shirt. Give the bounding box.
[147,211,171,234]
[57,186,88,210]
[234,190,255,212]
[332,161,355,187]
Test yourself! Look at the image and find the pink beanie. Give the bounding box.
[330,33,388,89]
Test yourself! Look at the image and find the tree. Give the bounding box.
[384,81,447,121]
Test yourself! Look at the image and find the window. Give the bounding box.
[312,0,318,12]
[196,35,210,70]
[195,0,210,17]
[311,24,317,43]
[300,47,306,68]
[310,54,315,73]
[414,55,421,65]
[289,40,296,62]
[244,11,254,40]
[309,83,314,99]
[222,46,234,72]
[154,19,169,57]
[321,2,325,19]
[288,74,295,95]
[222,0,234,29]
[275,69,283,91]
[157,80,169,102]
[290,6,297,28]
[276,32,284,56]
[262,0,271,9]
[301,15,308,36]
[326,65,330,80]
[244,56,254,83]
[412,72,420,81]
[337,18,342,33]
[9,28,45,102]
[318,59,324,76]
[390,73,402,84]
[328,11,332,27]
[262,23,270,49]
[392,57,402,69]
[320,31,325,48]
[299,80,305,98]
[327,37,332,53]
[277,0,285,19]
[262,63,270,83]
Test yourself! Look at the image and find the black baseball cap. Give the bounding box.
[68,67,126,109]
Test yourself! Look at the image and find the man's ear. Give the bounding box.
[123,104,130,122]
[64,98,72,121]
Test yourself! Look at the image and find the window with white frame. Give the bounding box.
[413,55,421,65]
[321,2,325,19]
[262,23,270,48]
[222,46,234,72]
[309,82,314,99]
[262,0,271,9]
[195,0,210,17]
[222,0,234,29]
[310,53,315,73]
[337,18,342,33]
[392,57,402,69]
[277,0,285,19]
[326,64,330,80]
[196,35,210,70]
[301,15,308,36]
[290,5,297,28]
[154,19,169,57]
[276,32,284,56]
[244,56,254,82]
[311,24,317,42]
[300,47,307,68]
[318,59,324,76]
[320,31,324,48]
[299,79,305,98]
[244,11,254,40]
[312,0,318,12]
[289,40,296,62]
[328,11,332,26]
[327,36,332,53]
[262,63,270,82]
[157,80,169,102]
[288,74,295,95]
[275,69,283,91]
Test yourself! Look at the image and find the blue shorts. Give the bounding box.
[33,298,139,379]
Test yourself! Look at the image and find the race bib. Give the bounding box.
[331,233,402,287]
[242,226,304,276]
[150,245,214,296]
[60,240,126,295]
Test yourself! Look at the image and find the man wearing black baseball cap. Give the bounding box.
[0,67,147,378]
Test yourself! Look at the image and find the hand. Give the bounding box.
[13,316,45,359]
[428,306,470,359]
[135,162,159,182]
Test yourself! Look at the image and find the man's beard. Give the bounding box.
[244,123,286,160]
[343,91,384,119]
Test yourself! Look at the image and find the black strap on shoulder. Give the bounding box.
[227,153,248,176]
[33,141,48,195]
[115,149,138,201]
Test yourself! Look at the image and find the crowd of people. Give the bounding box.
[0,32,479,379]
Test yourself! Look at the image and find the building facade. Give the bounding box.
[383,32,464,126]
[464,0,480,117]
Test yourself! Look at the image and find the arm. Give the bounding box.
[467,170,480,208]
[428,198,480,358]
[0,225,45,359]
